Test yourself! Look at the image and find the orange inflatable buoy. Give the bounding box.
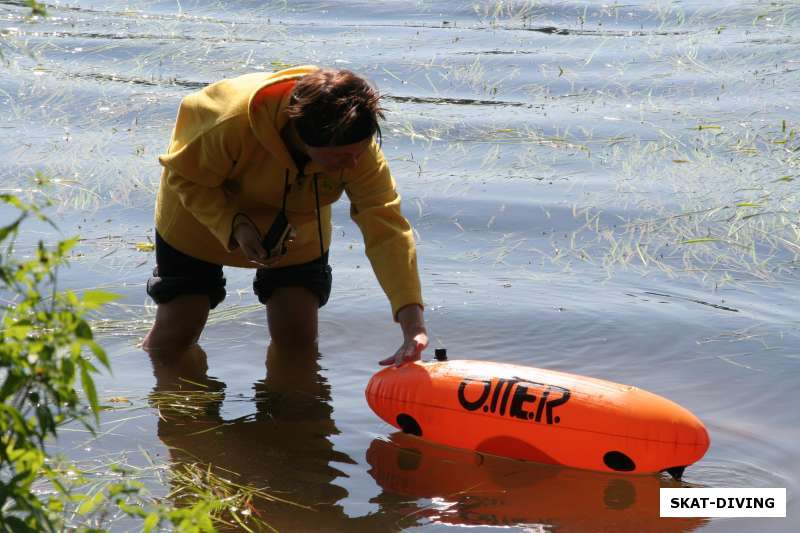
[365,356,709,477]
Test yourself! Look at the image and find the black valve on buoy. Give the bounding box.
[434,348,448,361]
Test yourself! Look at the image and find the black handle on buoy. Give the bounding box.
[434,348,448,361]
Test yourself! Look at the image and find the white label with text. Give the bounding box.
[660,488,786,518]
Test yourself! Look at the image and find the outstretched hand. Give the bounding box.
[379,304,428,367]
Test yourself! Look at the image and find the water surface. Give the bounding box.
[1,1,798,531]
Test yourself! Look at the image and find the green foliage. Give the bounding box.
[0,193,106,531]
[0,193,217,532]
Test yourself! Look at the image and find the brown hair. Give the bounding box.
[286,69,385,147]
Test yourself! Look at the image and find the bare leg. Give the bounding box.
[266,286,320,356]
[143,294,210,355]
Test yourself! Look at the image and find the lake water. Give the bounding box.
[1,0,798,531]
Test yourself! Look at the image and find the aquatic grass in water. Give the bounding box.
[44,449,302,532]
[51,383,307,530]
[89,302,265,339]
[166,462,310,533]
[1,3,293,210]
[149,386,227,421]
[5,0,794,225]
[384,50,799,286]
[559,120,800,283]
[386,105,798,285]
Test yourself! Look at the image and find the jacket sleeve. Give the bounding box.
[158,98,240,251]
[345,144,423,319]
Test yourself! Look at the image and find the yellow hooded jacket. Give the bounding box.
[154,65,422,317]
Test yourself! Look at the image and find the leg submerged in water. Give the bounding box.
[266,286,321,356]
[143,294,211,355]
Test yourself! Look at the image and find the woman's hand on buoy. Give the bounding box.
[380,304,428,367]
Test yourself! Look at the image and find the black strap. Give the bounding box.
[242,167,324,258]
[281,169,290,211]
[292,166,325,258]
[312,173,325,258]
[234,170,290,238]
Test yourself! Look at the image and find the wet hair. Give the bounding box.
[286,69,385,147]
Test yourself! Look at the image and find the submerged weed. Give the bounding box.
[25,0,47,17]
[166,462,309,533]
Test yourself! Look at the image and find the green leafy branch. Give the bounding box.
[0,192,219,532]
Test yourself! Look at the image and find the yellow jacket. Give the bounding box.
[155,65,422,316]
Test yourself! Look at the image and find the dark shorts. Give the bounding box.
[146,232,332,309]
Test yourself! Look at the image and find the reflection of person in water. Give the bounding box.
[150,343,346,528]
[149,344,405,531]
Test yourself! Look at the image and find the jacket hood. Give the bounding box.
[247,65,320,176]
